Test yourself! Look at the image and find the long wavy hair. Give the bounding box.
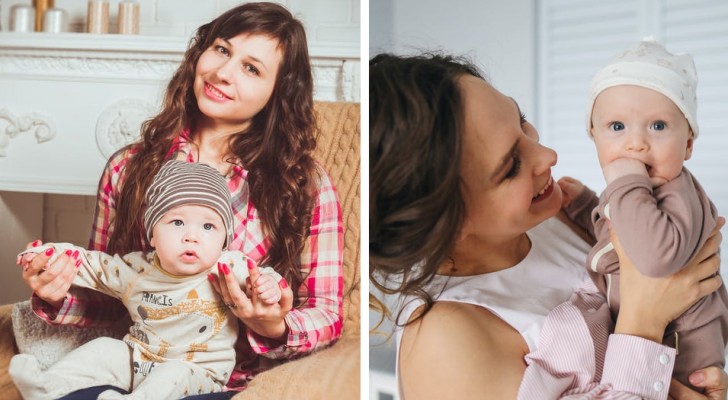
[369,53,484,327]
[109,2,317,292]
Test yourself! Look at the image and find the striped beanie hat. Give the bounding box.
[143,160,234,248]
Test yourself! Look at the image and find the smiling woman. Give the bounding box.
[11,2,346,399]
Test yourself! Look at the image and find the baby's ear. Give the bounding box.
[684,134,695,161]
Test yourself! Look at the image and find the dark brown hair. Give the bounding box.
[108,2,316,292]
[369,53,484,326]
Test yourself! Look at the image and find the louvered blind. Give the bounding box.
[538,0,728,264]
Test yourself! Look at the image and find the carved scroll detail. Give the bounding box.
[0,107,56,157]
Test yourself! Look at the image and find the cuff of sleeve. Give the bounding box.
[604,174,651,200]
[30,293,69,324]
[247,314,309,358]
[601,334,675,399]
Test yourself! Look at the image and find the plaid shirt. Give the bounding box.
[32,134,344,390]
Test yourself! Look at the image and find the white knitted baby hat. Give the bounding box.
[585,37,699,138]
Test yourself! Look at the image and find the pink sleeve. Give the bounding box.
[247,170,344,358]
[518,281,675,400]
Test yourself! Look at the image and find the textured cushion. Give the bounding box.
[11,300,125,369]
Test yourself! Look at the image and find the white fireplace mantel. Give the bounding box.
[0,32,360,195]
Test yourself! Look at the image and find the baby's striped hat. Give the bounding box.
[143,160,234,248]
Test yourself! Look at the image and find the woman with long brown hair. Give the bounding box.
[18,3,343,399]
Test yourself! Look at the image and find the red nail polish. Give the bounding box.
[32,240,41,247]
[72,250,80,259]
[217,262,223,273]
[247,259,255,269]
[207,274,216,282]
[65,250,72,256]
[45,248,54,256]
[222,264,230,275]
[75,259,81,268]
[280,279,288,289]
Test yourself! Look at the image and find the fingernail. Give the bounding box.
[280,279,288,289]
[75,259,81,268]
[45,248,54,256]
[72,250,80,259]
[207,273,216,282]
[222,264,230,275]
[247,259,255,269]
[65,250,72,256]
[689,371,705,385]
[217,262,223,273]
[32,240,41,247]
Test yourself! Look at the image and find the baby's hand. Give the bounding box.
[602,158,647,184]
[557,177,585,208]
[254,273,283,305]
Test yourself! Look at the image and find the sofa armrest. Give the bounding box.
[233,335,360,400]
[0,304,21,400]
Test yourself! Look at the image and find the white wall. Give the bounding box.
[370,0,537,117]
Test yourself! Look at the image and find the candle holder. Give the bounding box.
[118,1,140,35]
[87,0,109,34]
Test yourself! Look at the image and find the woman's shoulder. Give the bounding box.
[407,301,522,336]
[399,301,528,398]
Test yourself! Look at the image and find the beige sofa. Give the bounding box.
[0,101,361,400]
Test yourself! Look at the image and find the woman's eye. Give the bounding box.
[203,223,215,230]
[504,155,521,180]
[651,121,666,131]
[243,63,260,76]
[172,219,184,226]
[214,45,229,56]
[609,122,625,131]
[519,112,527,125]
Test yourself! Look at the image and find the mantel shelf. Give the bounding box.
[0,32,360,59]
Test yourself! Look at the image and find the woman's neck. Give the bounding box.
[441,233,531,276]
[191,119,249,174]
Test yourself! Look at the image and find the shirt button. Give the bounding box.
[658,354,670,365]
[654,381,664,391]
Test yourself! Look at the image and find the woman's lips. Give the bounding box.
[532,176,554,203]
[204,83,231,102]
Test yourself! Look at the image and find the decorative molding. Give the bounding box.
[0,55,179,82]
[0,107,56,157]
[96,99,156,159]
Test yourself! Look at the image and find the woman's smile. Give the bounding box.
[203,83,231,102]
[532,176,554,203]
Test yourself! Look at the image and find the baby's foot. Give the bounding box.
[8,354,52,400]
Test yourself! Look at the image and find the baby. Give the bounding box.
[9,160,282,400]
[560,39,728,390]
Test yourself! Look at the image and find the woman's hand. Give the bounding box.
[613,217,724,342]
[669,366,728,400]
[16,241,79,310]
[209,259,294,340]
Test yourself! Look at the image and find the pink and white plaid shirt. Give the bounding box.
[32,134,344,390]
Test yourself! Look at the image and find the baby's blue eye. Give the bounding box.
[172,219,184,226]
[609,122,625,131]
[652,121,666,131]
[203,223,214,230]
